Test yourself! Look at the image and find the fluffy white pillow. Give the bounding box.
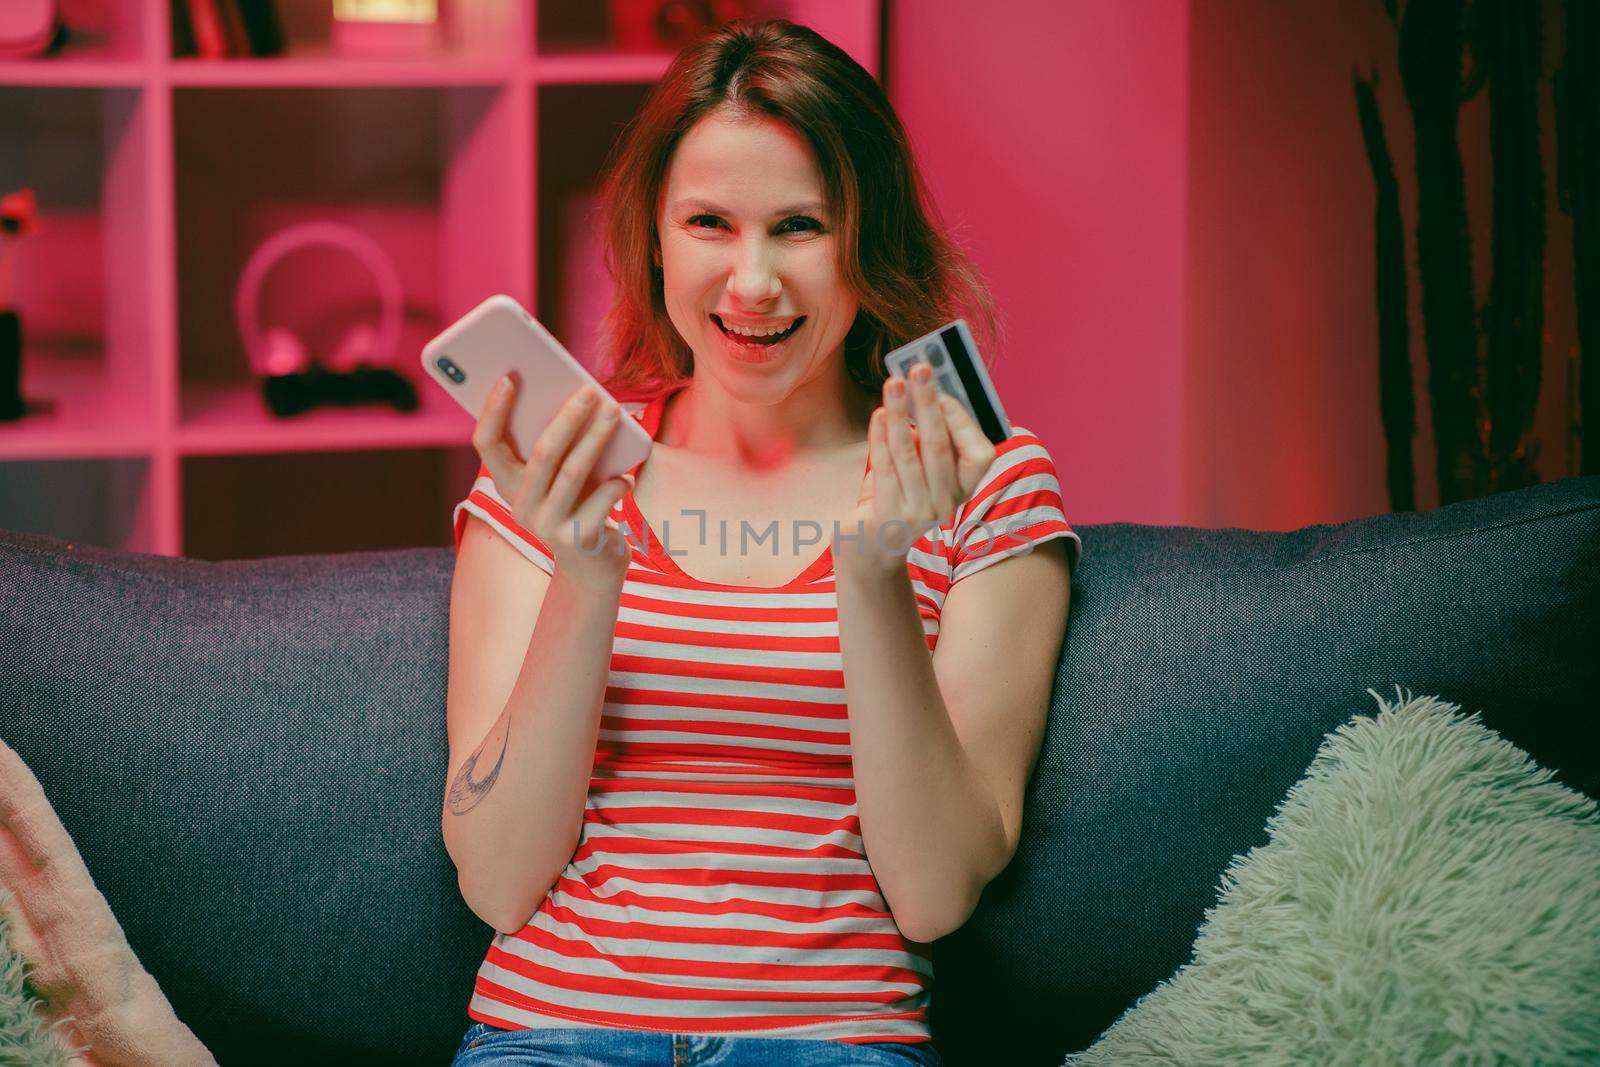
[1063,688,1600,1065]
[0,739,215,1065]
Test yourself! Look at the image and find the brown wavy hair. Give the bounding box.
[592,16,1002,402]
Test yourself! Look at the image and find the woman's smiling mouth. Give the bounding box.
[711,314,806,361]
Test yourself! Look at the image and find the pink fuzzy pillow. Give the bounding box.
[0,739,215,1066]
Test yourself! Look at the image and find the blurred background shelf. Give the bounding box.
[0,0,882,559]
[6,1,1582,562]
[166,54,518,86]
[532,50,673,85]
[176,374,472,455]
[0,347,158,460]
[0,61,152,87]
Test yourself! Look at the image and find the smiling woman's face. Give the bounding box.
[656,108,858,394]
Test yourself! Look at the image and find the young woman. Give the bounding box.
[442,17,1080,1066]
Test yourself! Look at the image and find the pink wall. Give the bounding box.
[889,0,1579,531]
[1185,0,1577,530]
[1184,2,1398,530]
[887,0,1191,526]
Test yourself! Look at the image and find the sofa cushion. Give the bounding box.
[0,475,1596,1065]
[0,540,478,1065]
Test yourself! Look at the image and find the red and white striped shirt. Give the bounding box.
[451,380,1081,1044]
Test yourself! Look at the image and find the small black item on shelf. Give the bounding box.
[171,0,196,58]
[349,365,419,412]
[260,370,316,418]
[259,363,419,418]
[0,309,51,421]
[318,365,357,406]
[1,186,46,420]
[0,310,24,420]
[40,21,67,56]
[236,0,284,57]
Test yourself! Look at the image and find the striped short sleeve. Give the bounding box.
[948,428,1082,584]
[452,461,557,576]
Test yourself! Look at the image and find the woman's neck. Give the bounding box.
[660,372,875,472]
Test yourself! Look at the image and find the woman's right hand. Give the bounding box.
[471,375,636,592]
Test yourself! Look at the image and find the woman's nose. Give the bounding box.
[727,243,782,303]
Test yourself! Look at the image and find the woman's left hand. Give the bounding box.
[834,362,998,576]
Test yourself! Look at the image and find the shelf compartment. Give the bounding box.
[1,0,152,80]
[0,85,162,459]
[180,444,474,559]
[170,0,525,66]
[1,0,153,65]
[172,84,522,450]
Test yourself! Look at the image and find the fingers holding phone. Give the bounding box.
[470,372,524,474]
[471,376,635,590]
[534,385,634,517]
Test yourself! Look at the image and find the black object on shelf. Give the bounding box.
[236,0,285,57]
[170,0,195,58]
[260,365,419,419]
[0,310,22,420]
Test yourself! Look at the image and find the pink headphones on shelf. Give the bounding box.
[235,221,417,416]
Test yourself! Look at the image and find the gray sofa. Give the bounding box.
[2,476,1596,1066]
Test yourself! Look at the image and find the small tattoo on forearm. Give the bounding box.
[446,713,509,816]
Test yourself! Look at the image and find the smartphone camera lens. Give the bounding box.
[435,355,465,383]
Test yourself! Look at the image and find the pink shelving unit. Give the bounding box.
[0,0,882,560]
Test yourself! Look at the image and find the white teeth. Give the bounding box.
[720,317,796,338]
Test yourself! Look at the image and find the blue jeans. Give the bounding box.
[450,1019,946,1066]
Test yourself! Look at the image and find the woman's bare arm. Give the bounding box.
[441,514,622,935]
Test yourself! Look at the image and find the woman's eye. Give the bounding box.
[686,215,822,234]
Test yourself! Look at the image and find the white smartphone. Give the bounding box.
[420,293,652,483]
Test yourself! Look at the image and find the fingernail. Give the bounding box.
[577,387,595,405]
